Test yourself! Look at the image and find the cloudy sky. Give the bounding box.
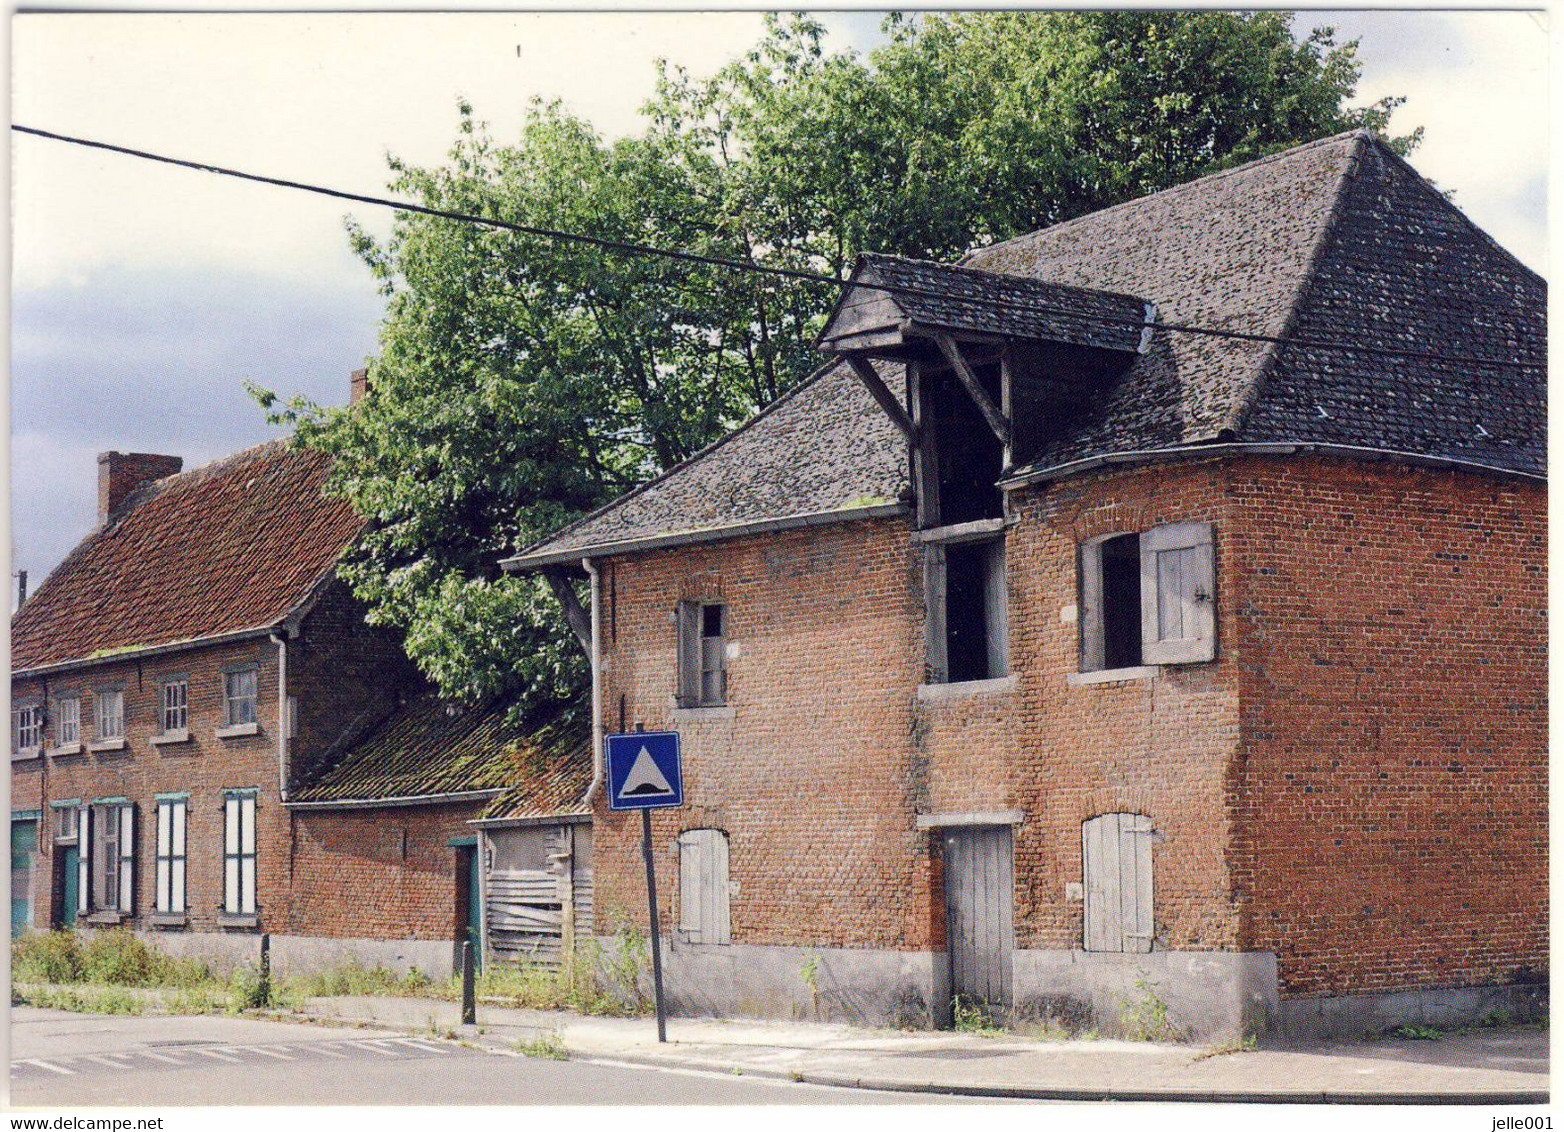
[9,10,1550,594]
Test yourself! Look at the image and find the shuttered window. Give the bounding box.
[677,828,731,945]
[676,602,727,707]
[162,681,189,734]
[223,792,257,915]
[87,801,134,913]
[155,797,187,915]
[1080,522,1216,671]
[1082,813,1154,953]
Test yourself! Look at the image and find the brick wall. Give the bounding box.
[593,518,935,949]
[11,584,425,942]
[1227,456,1547,996]
[589,453,1545,1002]
[286,802,480,940]
[11,637,285,933]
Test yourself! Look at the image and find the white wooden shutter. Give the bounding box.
[1140,522,1216,665]
[224,796,240,914]
[240,796,256,914]
[156,802,170,913]
[117,804,135,913]
[677,829,731,945]
[1082,813,1154,953]
[982,539,1008,678]
[77,805,91,918]
[675,602,701,707]
[1079,540,1106,672]
[172,801,186,914]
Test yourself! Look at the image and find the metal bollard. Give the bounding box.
[259,933,271,1007]
[461,940,476,1025]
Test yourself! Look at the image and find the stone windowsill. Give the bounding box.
[47,742,83,758]
[916,674,1018,701]
[148,912,188,930]
[11,747,42,762]
[215,722,259,739]
[670,704,736,722]
[151,729,191,747]
[85,910,129,927]
[89,737,127,753]
[218,912,260,930]
[1067,665,1160,687]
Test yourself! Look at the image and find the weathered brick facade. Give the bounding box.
[588,455,1545,1022]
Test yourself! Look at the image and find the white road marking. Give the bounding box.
[16,1058,75,1075]
[137,1050,186,1065]
[393,1038,451,1054]
[194,1048,243,1063]
[85,1055,135,1070]
[344,1040,404,1058]
[311,1044,351,1058]
[246,1046,295,1060]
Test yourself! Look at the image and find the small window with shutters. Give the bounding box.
[677,828,731,945]
[1082,813,1155,953]
[675,602,727,707]
[86,801,135,914]
[1079,522,1215,672]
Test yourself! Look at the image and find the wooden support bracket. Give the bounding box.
[844,355,919,445]
[935,334,1011,446]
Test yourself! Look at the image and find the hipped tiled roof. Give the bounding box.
[12,441,364,672]
[291,693,589,815]
[512,132,1545,568]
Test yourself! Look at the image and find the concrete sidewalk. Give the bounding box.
[290,995,1549,1104]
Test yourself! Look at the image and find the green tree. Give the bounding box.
[258,11,1415,707]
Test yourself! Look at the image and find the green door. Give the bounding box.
[59,845,79,929]
[11,820,38,938]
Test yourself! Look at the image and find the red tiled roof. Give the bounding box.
[12,441,363,671]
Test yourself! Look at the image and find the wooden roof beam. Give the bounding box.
[934,333,1011,447]
[844,355,919,446]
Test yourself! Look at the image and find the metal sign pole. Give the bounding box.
[642,807,668,1043]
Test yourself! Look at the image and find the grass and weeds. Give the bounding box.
[1120,976,1185,1043]
[13,927,650,1021]
[951,996,1008,1037]
[514,1030,568,1060]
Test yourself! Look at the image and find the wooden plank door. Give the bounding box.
[943,825,1014,1013]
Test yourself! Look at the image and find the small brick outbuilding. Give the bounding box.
[505,131,1546,1040]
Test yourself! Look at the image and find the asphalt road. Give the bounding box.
[8,1008,959,1106]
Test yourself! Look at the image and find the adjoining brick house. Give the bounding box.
[285,692,591,974]
[504,132,1545,1040]
[12,384,595,977]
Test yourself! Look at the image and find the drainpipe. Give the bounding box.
[270,631,289,801]
[582,557,604,807]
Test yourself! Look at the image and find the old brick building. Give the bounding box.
[504,132,1545,1040]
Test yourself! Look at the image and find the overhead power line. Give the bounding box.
[13,123,1544,373]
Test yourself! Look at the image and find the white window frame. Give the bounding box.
[52,801,80,844]
[676,828,732,945]
[223,792,258,916]
[56,696,81,747]
[94,689,125,741]
[12,704,43,759]
[154,796,188,915]
[161,679,189,735]
[222,670,259,729]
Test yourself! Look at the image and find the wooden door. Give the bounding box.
[11,820,37,937]
[943,825,1014,1013]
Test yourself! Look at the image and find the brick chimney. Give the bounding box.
[98,451,183,525]
[350,367,370,405]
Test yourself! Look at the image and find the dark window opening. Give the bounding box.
[927,363,1004,526]
[1101,534,1142,670]
[942,539,1007,683]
